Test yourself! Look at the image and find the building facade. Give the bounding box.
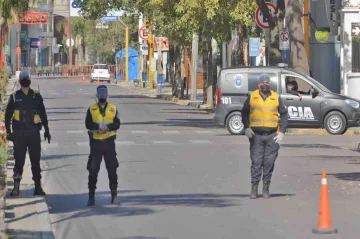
[340,1,360,100]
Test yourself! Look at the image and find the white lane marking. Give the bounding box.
[152,140,174,144]
[195,130,214,134]
[115,141,136,145]
[189,140,212,144]
[42,143,59,148]
[161,130,180,134]
[67,130,84,134]
[131,131,149,134]
[77,142,89,146]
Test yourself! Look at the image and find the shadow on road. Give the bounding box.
[159,111,210,115]
[121,119,215,128]
[47,191,295,224]
[110,94,152,99]
[120,102,175,105]
[48,118,83,122]
[46,107,87,110]
[315,172,360,181]
[118,237,169,239]
[47,111,85,114]
[41,154,88,161]
[281,144,340,149]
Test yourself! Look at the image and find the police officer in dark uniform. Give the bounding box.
[5,70,51,197]
[85,85,120,206]
[241,74,288,199]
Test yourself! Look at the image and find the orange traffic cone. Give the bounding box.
[96,79,100,84]
[312,171,338,234]
[81,76,86,84]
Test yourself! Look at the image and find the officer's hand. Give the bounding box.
[6,133,13,142]
[273,132,284,144]
[244,128,255,139]
[44,131,51,144]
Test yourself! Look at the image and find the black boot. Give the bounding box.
[10,180,20,197]
[262,181,270,198]
[34,180,46,196]
[111,189,120,205]
[250,182,259,199]
[87,191,95,206]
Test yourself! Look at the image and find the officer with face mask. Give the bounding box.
[85,85,121,206]
[241,74,288,199]
[5,70,51,197]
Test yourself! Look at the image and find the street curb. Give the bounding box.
[156,94,213,112]
[4,152,55,239]
[286,128,360,135]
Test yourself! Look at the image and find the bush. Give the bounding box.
[0,69,8,103]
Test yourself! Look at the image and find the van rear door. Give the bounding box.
[280,73,322,127]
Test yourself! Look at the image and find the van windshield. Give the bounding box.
[305,76,332,93]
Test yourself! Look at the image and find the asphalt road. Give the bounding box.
[33,78,360,239]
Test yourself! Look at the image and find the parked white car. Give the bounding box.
[90,64,111,83]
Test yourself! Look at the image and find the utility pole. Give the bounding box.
[49,0,54,67]
[304,0,310,61]
[147,19,155,89]
[68,4,72,68]
[125,26,129,82]
[191,32,199,101]
[17,22,21,72]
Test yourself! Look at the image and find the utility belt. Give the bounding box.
[252,128,277,136]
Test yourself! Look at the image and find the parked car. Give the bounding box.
[90,64,111,83]
[214,64,360,135]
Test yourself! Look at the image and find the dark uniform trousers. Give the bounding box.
[13,129,42,180]
[87,137,119,191]
[249,132,280,183]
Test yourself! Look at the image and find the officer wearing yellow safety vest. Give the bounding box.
[5,70,51,197]
[85,85,120,206]
[241,74,288,199]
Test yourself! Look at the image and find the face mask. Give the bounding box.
[260,84,270,93]
[98,98,106,103]
[20,79,31,87]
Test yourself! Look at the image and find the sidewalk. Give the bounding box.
[4,143,54,239]
[2,78,55,238]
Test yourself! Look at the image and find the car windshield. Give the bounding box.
[305,76,332,93]
[93,65,108,70]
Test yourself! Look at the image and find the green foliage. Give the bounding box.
[0,0,35,25]
[63,13,139,64]
[0,144,9,165]
[76,0,260,51]
[0,69,8,103]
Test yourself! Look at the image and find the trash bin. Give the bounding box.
[157,74,164,93]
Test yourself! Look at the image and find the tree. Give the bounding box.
[0,0,32,70]
[255,0,309,75]
[56,14,139,65]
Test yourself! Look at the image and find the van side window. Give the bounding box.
[248,73,278,92]
[285,76,312,95]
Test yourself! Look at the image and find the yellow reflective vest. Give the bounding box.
[12,90,41,125]
[90,103,117,140]
[249,89,279,128]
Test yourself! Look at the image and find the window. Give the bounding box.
[248,73,278,92]
[352,22,360,72]
[93,64,108,70]
[285,76,312,95]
